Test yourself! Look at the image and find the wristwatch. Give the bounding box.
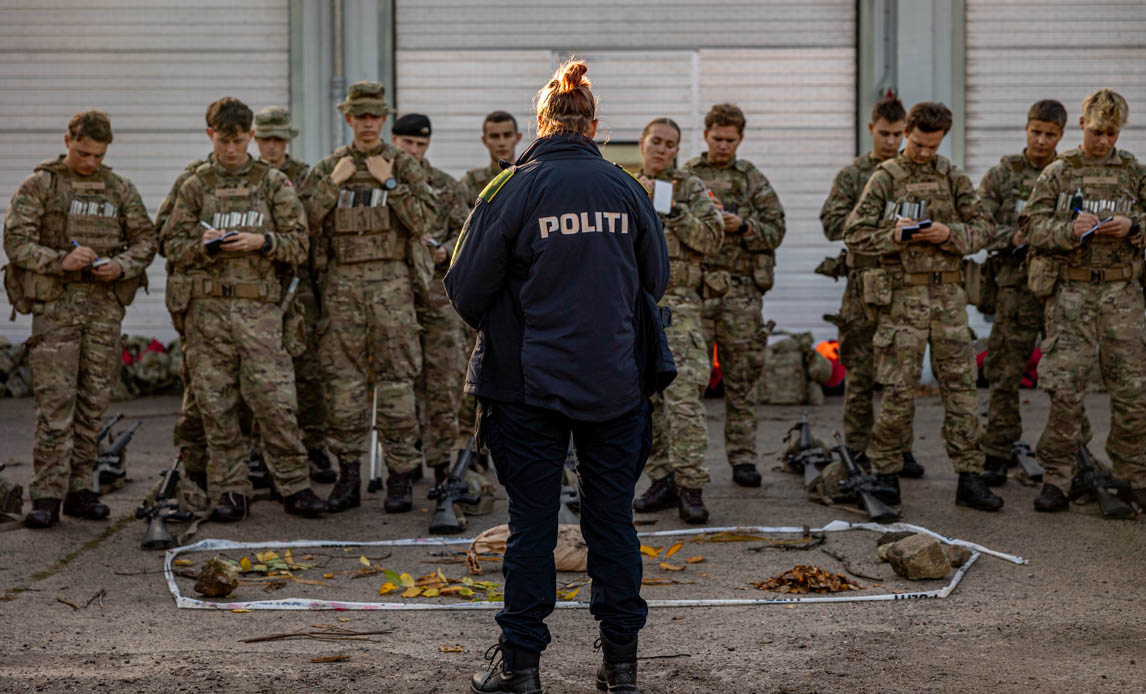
[260,233,273,255]
[382,177,398,191]
[1130,219,1142,237]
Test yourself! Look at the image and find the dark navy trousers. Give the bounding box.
[484,399,650,655]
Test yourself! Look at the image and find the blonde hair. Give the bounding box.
[1081,89,1128,131]
[535,59,597,138]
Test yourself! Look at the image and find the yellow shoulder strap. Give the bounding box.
[614,162,649,193]
[478,167,515,203]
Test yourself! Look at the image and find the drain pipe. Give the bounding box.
[330,0,345,149]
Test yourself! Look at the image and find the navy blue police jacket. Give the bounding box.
[444,132,670,422]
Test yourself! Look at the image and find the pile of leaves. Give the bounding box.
[748,565,862,594]
[639,541,706,571]
[376,568,503,602]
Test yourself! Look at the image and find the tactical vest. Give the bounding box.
[1049,149,1140,274]
[282,158,307,186]
[185,159,282,303]
[879,155,962,274]
[696,160,771,276]
[996,154,1041,230]
[655,169,706,291]
[324,145,404,265]
[846,154,882,269]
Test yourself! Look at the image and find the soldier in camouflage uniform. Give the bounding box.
[390,113,471,482]
[1021,88,1146,513]
[3,111,156,528]
[682,103,785,488]
[977,99,1082,487]
[299,82,436,514]
[819,97,924,479]
[630,118,723,524]
[165,97,327,521]
[844,102,1003,513]
[253,106,336,484]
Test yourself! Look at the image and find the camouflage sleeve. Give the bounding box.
[298,158,338,235]
[459,172,480,205]
[292,163,311,190]
[1021,163,1076,252]
[3,172,66,275]
[977,163,1011,252]
[156,168,198,258]
[743,167,786,252]
[819,165,858,242]
[263,170,308,267]
[441,177,472,250]
[389,152,436,238]
[940,169,992,255]
[1133,161,1146,249]
[164,177,215,269]
[844,170,899,256]
[110,177,157,279]
[664,174,723,257]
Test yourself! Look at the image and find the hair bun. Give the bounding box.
[559,61,590,93]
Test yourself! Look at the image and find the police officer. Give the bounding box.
[446,60,668,694]
[4,111,156,528]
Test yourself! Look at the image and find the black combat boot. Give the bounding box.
[956,472,1004,511]
[283,488,326,517]
[210,492,249,523]
[677,487,709,524]
[307,448,337,484]
[731,463,762,487]
[1033,483,1069,512]
[187,468,208,494]
[409,463,424,482]
[899,451,925,479]
[326,461,361,513]
[384,470,415,513]
[872,473,901,505]
[24,498,61,529]
[595,632,638,693]
[981,454,1008,487]
[471,643,542,694]
[62,489,110,520]
[633,475,677,513]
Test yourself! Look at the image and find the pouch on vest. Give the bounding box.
[282,304,306,358]
[752,253,775,292]
[2,264,31,318]
[861,268,892,307]
[977,255,999,315]
[963,258,982,308]
[814,251,847,280]
[332,232,406,264]
[334,205,391,234]
[408,237,434,302]
[164,274,192,333]
[702,269,730,298]
[1026,254,1060,298]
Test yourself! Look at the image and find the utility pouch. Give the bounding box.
[977,255,999,314]
[861,268,892,307]
[752,253,775,292]
[963,258,982,308]
[814,250,847,280]
[1026,254,1060,298]
[702,269,731,298]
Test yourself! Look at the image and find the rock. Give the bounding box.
[885,534,950,580]
[193,556,239,597]
[875,531,916,561]
[946,545,972,568]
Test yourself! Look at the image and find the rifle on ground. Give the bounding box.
[786,412,834,489]
[366,383,385,493]
[91,420,141,494]
[834,432,900,523]
[427,438,482,534]
[96,413,124,446]
[558,443,579,525]
[135,456,193,550]
[1011,441,1044,483]
[1069,446,1134,520]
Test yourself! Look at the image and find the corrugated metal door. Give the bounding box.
[394,0,856,342]
[0,0,290,342]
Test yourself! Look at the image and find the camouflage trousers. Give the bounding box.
[646,289,711,489]
[184,298,309,498]
[172,339,208,477]
[415,268,464,468]
[702,277,765,467]
[27,286,124,500]
[982,284,1043,459]
[319,262,423,473]
[291,272,326,452]
[457,328,479,447]
[1037,280,1146,487]
[868,282,983,475]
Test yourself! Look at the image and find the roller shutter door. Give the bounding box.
[0,0,290,342]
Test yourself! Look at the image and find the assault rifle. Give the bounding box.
[366,384,385,493]
[135,456,193,550]
[834,433,900,523]
[786,412,834,489]
[427,438,482,534]
[1011,441,1044,483]
[558,444,580,525]
[91,419,141,494]
[1069,446,1134,520]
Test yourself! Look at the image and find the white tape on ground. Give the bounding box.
[164,520,1023,611]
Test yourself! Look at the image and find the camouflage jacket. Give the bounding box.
[682,153,785,275]
[424,157,471,258]
[4,156,156,282]
[460,161,502,204]
[820,152,881,242]
[1021,146,1146,268]
[279,154,310,189]
[979,150,1051,287]
[638,164,723,292]
[845,153,991,274]
[156,155,209,257]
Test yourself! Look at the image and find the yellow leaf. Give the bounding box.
[664,542,684,559]
[359,555,371,568]
[378,582,398,595]
[437,567,447,582]
[685,556,706,564]
[337,617,351,622]
[439,645,464,653]
[659,562,685,571]
[401,587,422,598]
[323,573,335,579]
[639,545,660,559]
[284,550,293,563]
[422,588,440,598]
[399,573,415,588]
[458,587,474,597]
[231,609,252,613]
[239,557,252,572]
[439,585,466,595]
[563,587,580,600]
[173,559,193,566]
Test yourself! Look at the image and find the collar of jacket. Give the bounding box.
[213,155,255,177]
[516,132,601,165]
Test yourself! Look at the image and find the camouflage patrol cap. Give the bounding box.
[338,81,393,117]
[254,106,299,140]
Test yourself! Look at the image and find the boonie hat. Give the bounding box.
[254,106,299,140]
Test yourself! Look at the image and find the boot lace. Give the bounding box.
[484,643,506,674]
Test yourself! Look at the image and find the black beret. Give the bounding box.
[392,113,432,137]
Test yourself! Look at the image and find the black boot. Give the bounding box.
[408,464,424,482]
[731,463,761,487]
[633,475,677,513]
[210,492,249,523]
[307,448,337,484]
[187,468,208,494]
[956,472,1004,511]
[981,454,1008,487]
[872,473,901,505]
[283,488,327,517]
[471,644,542,694]
[326,461,361,513]
[595,633,638,693]
[677,487,709,524]
[899,451,925,479]
[62,489,109,520]
[384,470,415,513]
[24,498,60,529]
[1034,483,1069,512]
